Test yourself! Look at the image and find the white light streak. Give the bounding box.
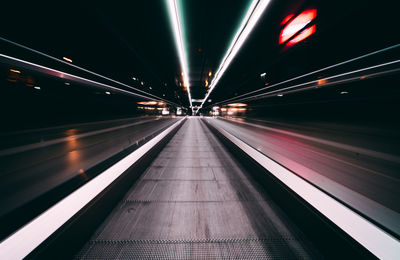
[198,0,272,113]
[62,57,72,63]
[166,0,192,112]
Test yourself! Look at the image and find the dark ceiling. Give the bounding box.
[1,0,399,110]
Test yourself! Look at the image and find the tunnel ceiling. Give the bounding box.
[1,0,399,110]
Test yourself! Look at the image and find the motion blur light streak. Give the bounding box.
[166,0,193,111]
[0,37,170,104]
[0,53,184,107]
[198,0,272,113]
[225,59,400,103]
[62,57,73,63]
[215,44,400,106]
[279,9,317,45]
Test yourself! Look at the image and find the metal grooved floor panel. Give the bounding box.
[75,118,321,259]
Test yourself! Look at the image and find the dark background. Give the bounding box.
[0,0,399,130]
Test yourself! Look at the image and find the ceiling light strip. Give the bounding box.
[198,0,271,113]
[166,0,192,110]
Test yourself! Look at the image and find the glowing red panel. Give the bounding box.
[279,9,317,44]
[281,14,294,25]
[286,24,316,46]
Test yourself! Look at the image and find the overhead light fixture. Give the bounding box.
[10,69,21,74]
[198,0,272,113]
[62,57,73,63]
[166,0,193,112]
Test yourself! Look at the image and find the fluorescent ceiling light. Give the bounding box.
[198,0,272,113]
[166,0,193,111]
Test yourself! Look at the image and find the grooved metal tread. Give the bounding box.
[75,237,312,259]
[74,118,321,259]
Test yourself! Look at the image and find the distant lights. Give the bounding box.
[132,77,137,80]
[137,101,158,105]
[9,69,21,74]
[277,93,283,97]
[260,72,266,77]
[317,79,327,85]
[62,57,73,63]
[141,81,144,86]
[340,91,349,95]
[105,91,111,95]
[64,82,71,86]
[227,103,247,107]
[208,71,212,77]
[34,86,41,90]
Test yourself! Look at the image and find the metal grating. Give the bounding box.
[75,237,313,259]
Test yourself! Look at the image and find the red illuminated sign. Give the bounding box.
[279,9,317,46]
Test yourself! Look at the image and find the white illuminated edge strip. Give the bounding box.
[166,0,193,111]
[0,118,185,260]
[198,0,272,112]
[207,119,400,260]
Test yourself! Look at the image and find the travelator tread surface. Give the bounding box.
[75,118,321,259]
